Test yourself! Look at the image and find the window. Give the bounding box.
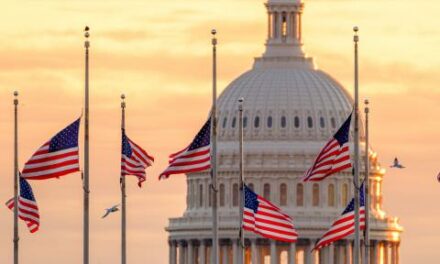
[294,116,300,128]
[282,13,287,38]
[328,184,335,207]
[222,117,227,128]
[263,183,271,200]
[320,117,325,128]
[313,183,320,207]
[254,116,260,128]
[209,185,212,207]
[267,116,273,128]
[243,117,248,128]
[296,184,304,206]
[307,116,313,128]
[232,117,236,128]
[342,183,348,206]
[199,184,203,207]
[281,116,287,128]
[248,183,254,191]
[280,183,287,206]
[233,183,239,207]
[331,117,336,128]
[219,184,225,207]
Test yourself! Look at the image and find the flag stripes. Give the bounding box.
[243,185,298,242]
[22,119,80,180]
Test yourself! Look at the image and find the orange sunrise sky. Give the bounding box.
[0,0,439,263]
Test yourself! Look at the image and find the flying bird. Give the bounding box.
[102,204,120,219]
[390,157,405,169]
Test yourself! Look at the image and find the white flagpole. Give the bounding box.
[83,26,90,264]
[364,99,370,264]
[210,28,219,264]
[121,94,127,264]
[353,26,361,264]
[238,98,245,264]
[13,91,19,264]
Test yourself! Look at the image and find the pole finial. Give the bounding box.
[211,29,217,46]
[13,91,18,97]
[364,98,369,105]
[353,26,359,42]
[84,26,90,48]
[121,94,126,109]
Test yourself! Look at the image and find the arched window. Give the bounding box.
[282,13,287,38]
[199,184,203,207]
[328,184,335,207]
[342,183,348,206]
[281,116,287,128]
[233,183,239,207]
[331,117,336,128]
[222,117,227,128]
[232,117,236,128]
[296,184,304,206]
[280,183,287,206]
[320,117,325,128]
[219,184,225,207]
[254,116,260,128]
[263,183,271,200]
[243,117,248,128]
[294,116,300,128]
[267,116,273,128]
[248,183,254,191]
[313,183,320,207]
[307,116,313,128]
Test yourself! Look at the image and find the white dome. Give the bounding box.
[218,66,353,142]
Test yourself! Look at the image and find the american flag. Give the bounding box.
[313,183,365,251]
[21,119,80,180]
[5,177,40,233]
[303,113,352,182]
[121,131,154,187]
[159,118,211,180]
[243,185,298,242]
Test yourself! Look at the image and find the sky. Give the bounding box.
[0,0,439,263]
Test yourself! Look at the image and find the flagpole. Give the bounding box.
[83,26,90,264]
[353,26,361,264]
[13,91,19,264]
[364,99,370,264]
[238,98,245,264]
[121,94,127,264]
[210,28,219,264]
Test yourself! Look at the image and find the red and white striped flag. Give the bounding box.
[5,177,40,233]
[303,114,352,182]
[121,131,154,187]
[21,119,80,180]
[314,183,365,251]
[159,118,211,180]
[243,185,298,242]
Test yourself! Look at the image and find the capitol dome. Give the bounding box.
[166,1,402,264]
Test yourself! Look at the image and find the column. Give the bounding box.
[328,244,334,264]
[199,240,206,264]
[169,241,177,264]
[251,239,259,264]
[345,240,352,264]
[270,240,278,264]
[188,241,194,264]
[391,243,397,264]
[383,242,389,264]
[179,241,185,264]
[222,243,229,264]
[371,241,378,264]
[288,243,296,264]
[396,243,400,264]
[305,242,313,264]
[337,243,344,264]
[232,240,239,264]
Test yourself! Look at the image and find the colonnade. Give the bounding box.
[169,239,400,264]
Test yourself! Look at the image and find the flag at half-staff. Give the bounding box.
[313,183,365,251]
[302,113,352,182]
[21,118,81,180]
[243,185,298,242]
[159,118,211,180]
[121,131,154,187]
[5,177,40,233]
